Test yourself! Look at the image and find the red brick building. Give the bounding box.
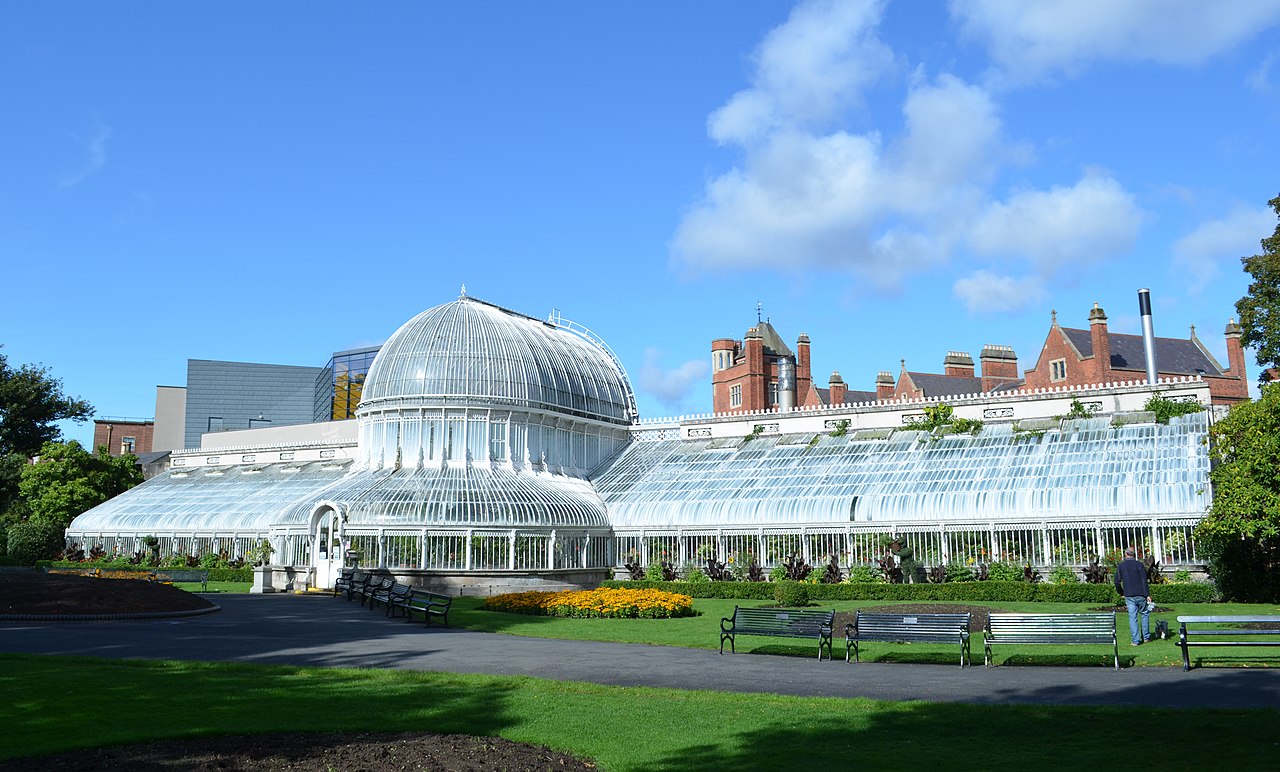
[711,320,875,413]
[92,418,154,456]
[1022,305,1248,404]
[889,345,1023,400]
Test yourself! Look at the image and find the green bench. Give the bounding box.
[1177,616,1280,671]
[720,606,834,660]
[985,612,1118,669]
[847,611,971,667]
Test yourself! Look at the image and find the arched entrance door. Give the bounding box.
[312,505,343,589]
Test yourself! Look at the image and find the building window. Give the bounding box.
[120,437,136,454]
[248,416,272,429]
[730,384,742,408]
[208,417,224,432]
[768,381,778,405]
[1050,359,1067,382]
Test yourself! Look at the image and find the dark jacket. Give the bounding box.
[1114,558,1150,597]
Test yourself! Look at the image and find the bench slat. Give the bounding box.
[984,613,1117,670]
[1178,616,1280,671]
[847,612,971,667]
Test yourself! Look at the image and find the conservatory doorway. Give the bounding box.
[312,505,344,589]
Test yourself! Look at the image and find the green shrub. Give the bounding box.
[1048,565,1080,584]
[5,521,65,565]
[1172,568,1192,583]
[768,563,788,582]
[945,561,975,582]
[1151,582,1216,603]
[986,561,1022,582]
[644,561,666,582]
[684,566,710,583]
[773,581,810,607]
[845,564,881,583]
[0,524,7,557]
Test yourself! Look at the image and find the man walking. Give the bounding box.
[1114,547,1153,645]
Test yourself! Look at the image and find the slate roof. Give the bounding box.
[754,321,794,359]
[818,387,878,406]
[905,372,984,398]
[1060,328,1225,376]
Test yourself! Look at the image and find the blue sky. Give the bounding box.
[3,0,1279,448]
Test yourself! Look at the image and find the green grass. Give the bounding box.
[1,654,1275,770]
[172,581,252,593]
[450,597,1280,668]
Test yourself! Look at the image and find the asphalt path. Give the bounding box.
[2,594,1277,710]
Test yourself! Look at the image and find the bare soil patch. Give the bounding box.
[0,571,596,771]
[0,571,214,615]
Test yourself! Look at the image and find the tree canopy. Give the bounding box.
[18,440,142,530]
[1235,194,1280,379]
[0,345,94,458]
[1197,382,1280,601]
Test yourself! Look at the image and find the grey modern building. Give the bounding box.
[183,359,324,449]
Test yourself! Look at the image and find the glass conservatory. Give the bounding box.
[66,293,1216,588]
[597,413,1211,571]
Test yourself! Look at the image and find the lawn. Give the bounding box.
[1,654,1276,770]
[449,596,1280,668]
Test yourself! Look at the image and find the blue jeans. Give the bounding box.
[1125,595,1152,644]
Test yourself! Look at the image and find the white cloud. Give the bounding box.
[708,0,892,145]
[1173,205,1278,292]
[637,348,710,409]
[58,120,111,188]
[951,0,1280,83]
[675,72,1005,285]
[967,172,1143,272]
[1249,51,1277,92]
[953,270,1045,314]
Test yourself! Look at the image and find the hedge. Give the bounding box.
[601,580,1217,603]
[49,561,253,583]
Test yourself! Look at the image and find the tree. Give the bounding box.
[0,346,94,522]
[1196,382,1280,601]
[18,441,142,530]
[1235,194,1280,378]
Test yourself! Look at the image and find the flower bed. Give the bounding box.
[482,587,696,619]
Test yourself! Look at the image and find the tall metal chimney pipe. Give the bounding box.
[1138,288,1158,384]
[778,357,797,411]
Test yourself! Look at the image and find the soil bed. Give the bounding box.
[0,571,214,615]
[0,732,595,771]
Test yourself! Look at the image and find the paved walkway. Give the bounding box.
[2,594,1277,710]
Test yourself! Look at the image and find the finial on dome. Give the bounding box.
[460,284,467,298]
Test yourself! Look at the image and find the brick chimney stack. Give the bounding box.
[875,371,895,401]
[828,371,846,406]
[980,344,1019,392]
[1088,303,1111,383]
[943,351,975,378]
[796,333,812,405]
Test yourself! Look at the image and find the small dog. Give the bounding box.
[1153,620,1170,640]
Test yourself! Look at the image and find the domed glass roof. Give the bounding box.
[359,296,636,424]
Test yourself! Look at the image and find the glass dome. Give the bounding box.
[359,295,635,425]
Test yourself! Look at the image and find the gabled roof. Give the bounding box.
[1060,328,1225,376]
[905,372,984,398]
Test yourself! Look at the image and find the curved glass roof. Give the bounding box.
[592,414,1211,527]
[280,465,610,528]
[67,460,354,534]
[359,296,635,424]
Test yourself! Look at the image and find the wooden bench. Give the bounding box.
[985,613,1118,669]
[155,569,209,592]
[846,611,971,667]
[1177,616,1280,671]
[719,606,834,660]
[390,588,454,627]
